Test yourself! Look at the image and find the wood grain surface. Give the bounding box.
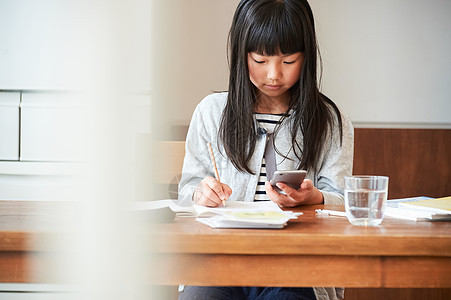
[353,128,451,199]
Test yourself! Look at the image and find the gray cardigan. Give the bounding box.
[178,92,354,206]
[177,92,352,299]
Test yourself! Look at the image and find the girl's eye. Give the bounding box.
[253,59,265,64]
[283,61,295,64]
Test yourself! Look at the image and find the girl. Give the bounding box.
[178,0,353,299]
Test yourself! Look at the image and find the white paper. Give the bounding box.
[384,207,435,221]
[383,196,451,221]
[192,200,283,217]
[196,215,287,229]
[130,200,286,218]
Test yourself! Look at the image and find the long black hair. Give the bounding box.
[219,0,343,174]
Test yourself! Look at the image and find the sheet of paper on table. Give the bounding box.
[130,199,301,228]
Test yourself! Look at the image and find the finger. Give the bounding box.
[196,196,221,207]
[211,184,227,201]
[202,177,226,200]
[198,178,224,207]
[200,196,222,207]
[222,184,233,200]
[265,181,277,196]
[204,177,227,200]
[301,179,313,190]
[265,181,284,203]
[273,183,303,207]
[276,182,300,198]
[201,185,224,206]
[279,198,298,208]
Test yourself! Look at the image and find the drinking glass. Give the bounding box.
[344,176,389,226]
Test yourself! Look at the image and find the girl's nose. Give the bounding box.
[267,64,282,81]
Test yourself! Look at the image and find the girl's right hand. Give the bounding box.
[194,176,232,207]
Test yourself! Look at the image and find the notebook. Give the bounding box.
[384,196,451,221]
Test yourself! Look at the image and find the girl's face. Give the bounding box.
[247,52,304,105]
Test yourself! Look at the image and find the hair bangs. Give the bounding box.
[245,4,305,56]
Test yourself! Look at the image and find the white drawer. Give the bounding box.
[20,93,83,162]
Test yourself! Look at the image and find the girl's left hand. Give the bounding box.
[265,179,324,207]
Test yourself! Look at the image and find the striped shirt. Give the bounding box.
[254,112,287,201]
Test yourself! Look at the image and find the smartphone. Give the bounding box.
[270,170,307,192]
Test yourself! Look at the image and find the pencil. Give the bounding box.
[207,142,225,207]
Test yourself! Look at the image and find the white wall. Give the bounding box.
[151,0,451,130]
[150,0,240,138]
[0,0,151,91]
[311,0,451,127]
[3,1,449,131]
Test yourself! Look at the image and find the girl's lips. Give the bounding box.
[265,84,282,90]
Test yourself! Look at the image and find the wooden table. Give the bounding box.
[1,200,451,288]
